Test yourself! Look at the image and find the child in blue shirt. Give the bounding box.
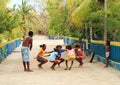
[49,48,59,70]
[49,45,65,67]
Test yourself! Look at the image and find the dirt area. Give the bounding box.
[0,35,120,85]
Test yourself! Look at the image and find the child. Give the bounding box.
[74,44,86,67]
[65,45,75,70]
[49,48,59,70]
[21,31,33,72]
[104,41,110,67]
[55,45,65,67]
[35,44,48,68]
[48,45,65,67]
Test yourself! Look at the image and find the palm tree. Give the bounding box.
[18,0,35,35]
[68,0,92,30]
[0,0,10,10]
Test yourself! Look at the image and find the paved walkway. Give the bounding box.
[0,35,120,85]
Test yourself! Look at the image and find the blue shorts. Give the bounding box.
[21,46,30,62]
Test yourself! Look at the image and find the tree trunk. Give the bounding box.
[22,15,27,36]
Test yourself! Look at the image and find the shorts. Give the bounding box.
[56,57,64,60]
[50,60,59,64]
[76,57,82,62]
[66,55,75,61]
[37,57,47,63]
[21,46,30,62]
[106,52,110,58]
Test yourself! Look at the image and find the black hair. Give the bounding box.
[66,45,72,50]
[40,44,46,48]
[74,44,81,48]
[54,48,59,52]
[56,45,62,49]
[28,31,33,36]
[106,40,110,46]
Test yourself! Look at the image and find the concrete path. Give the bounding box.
[0,35,120,85]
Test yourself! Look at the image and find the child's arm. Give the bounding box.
[45,51,52,53]
[34,55,39,59]
[44,54,50,57]
[45,50,54,53]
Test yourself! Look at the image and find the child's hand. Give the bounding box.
[44,54,50,57]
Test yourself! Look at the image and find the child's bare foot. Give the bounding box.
[104,65,108,68]
[58,63,60,67]
[69,67,72,70]
[24,69,27,72]
[38,65,43,69]
[64,68,68,70]
[79,62,83,67]
[51,67,55,70]
[39,66,43,69]
[27,69,33,72]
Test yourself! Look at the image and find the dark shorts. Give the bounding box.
[56,57,64,60]
[37,57,46,63]
[76,57,82,62]
[50,60,59,64]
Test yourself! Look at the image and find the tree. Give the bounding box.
[17,0,35,35]
[0,0,10,10]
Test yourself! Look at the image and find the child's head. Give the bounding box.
[28,31,33,37]
[40,44,46,50]
[66,45,72,50]
[74,44,81,48]
[54,48,59,52]
[56,45,62,51]
[106,41,110,46]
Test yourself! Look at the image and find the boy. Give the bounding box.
[21,31,33,72]
[104,41,110,67]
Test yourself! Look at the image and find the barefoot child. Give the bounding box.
[21,31,33,72]
[65,45,75,70]
[74,44,86,67]
[48,45,65,67]
[49,48,59,70]
[35,44,48,68]
[55,45,65,67]
[104,41,110,67]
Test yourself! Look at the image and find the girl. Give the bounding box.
[65,45,75,70]
[35,44,48,68]
[48,45,65,67]
[49,48,59,70]
[104,41,110,67]
[55,45,65,67]
[74,44,86,67]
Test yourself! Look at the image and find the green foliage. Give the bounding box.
[85,0,120,41]
[45,0,69,36]
[0,9,22,34]
[45,0,84,37]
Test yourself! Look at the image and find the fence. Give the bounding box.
[0,39,21,63]
[63,37,120,71]
[91,40,120,70]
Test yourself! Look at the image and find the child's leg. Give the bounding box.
[105,57,109,67]
[51,60,58,70]
[64,60,68,70]
[69,61,74,70]
[27,62,33,72]
[39,58,48,68]
[76,58,83,67]
[105,52,109,67]
[58,58,65,67]
[79,58,83,66]
[23,62,27,71]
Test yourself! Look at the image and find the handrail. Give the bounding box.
[0,38,20,47]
